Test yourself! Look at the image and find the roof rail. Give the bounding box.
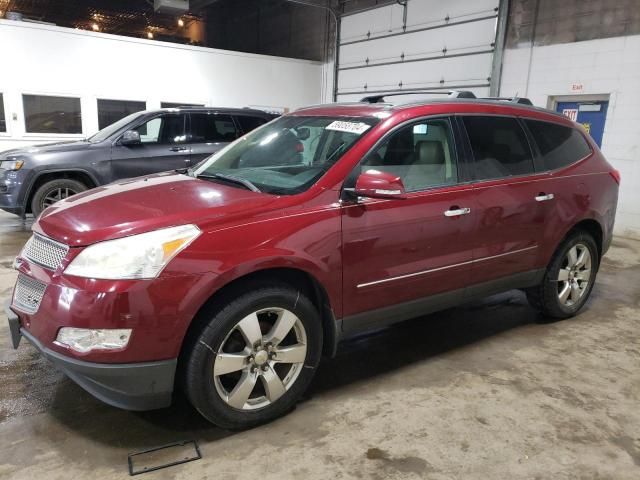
[360,90,477,104]
[482,96,533,106]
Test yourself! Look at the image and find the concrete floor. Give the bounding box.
[0,210,638,480]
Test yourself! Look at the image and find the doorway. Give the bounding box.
[548,95,610,148]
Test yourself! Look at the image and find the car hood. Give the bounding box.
[0,140,91,159]
[34,172,280,246]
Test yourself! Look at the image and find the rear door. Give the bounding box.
[110,113,189,179]
[341,117,476,332]
[460,115,547,287]
[188,113,240,165]
[522,117,596,261]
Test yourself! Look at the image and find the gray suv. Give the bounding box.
[0,107,276,216]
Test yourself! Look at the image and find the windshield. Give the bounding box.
[88,111,146,143]
[194,115,379,195]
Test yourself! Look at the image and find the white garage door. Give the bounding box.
[337,0,500,103]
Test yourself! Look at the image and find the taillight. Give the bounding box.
[295,142,304,153]
[610,169,621,185]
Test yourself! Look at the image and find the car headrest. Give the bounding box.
[415,140,445,165]
[365,152,384,166]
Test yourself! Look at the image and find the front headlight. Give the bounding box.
[65,224,201,279]
[0,160,24,171]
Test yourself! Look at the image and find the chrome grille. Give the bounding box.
[12,274,47,314]
[22,233,69,270]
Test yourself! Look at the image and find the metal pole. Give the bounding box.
[490,0,510,97]
[283,0,340,102]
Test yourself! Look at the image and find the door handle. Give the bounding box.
[535,193,555,202]
[170,146,188,152]
[444,207,471,217]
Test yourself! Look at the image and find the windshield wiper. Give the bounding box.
[197,173,261,192]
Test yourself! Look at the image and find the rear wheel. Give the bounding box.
[184,285,322,429]
[526,230,599,320]
[31,178,88,217]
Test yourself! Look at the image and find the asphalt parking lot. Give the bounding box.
[0,210,638,479]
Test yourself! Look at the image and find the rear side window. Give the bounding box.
[463,116,535,180]
[236,115,268,134]
[190,113,238,143]
[525,120,592,171]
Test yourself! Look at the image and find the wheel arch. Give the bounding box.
[24,169,99,213]
[567,218,604,259]
[177,266,339,378]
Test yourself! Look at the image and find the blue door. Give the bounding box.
[556,100,609,147]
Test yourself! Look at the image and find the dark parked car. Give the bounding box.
[6,93,619,429]
[0,107,276,216]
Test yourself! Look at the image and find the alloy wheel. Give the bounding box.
[42,187,78,208]
[213,307,307,411]
[557,243,592,307]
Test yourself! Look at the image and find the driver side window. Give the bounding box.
[363,118,457,192]
[135,115,186,144]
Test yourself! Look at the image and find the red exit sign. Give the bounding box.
[571,83,584,92]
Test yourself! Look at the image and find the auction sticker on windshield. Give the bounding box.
[326,121,371,135]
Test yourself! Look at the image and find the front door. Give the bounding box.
[460,115,547,287]
[557,100,609,147]
[110,113,190,180]
[341,117,476,332]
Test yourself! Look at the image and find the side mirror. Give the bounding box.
[120,130,141,146]
[352,169,407,200]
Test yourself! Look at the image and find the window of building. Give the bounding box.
[161,102,204,108]
[23,94,82,134]
[463,116,535,180]
[0,93,6,133]
[525,119,592,171]
[98,99,146,130]
[235,115,269,134]
[362,118,457,191]
[190,113,239,143]
[134,114,186,144]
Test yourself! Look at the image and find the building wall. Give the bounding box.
[0,19,323,151]
[500,34,640,238]
[506,0,640,48]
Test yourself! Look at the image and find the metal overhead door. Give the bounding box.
[336,0,501,102]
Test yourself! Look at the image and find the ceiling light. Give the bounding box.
[178,18,185,27]
[92,23,100,31]
[147,31,154,39]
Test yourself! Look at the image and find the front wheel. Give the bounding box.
[184,285,323,429]
[31,178,88,217]
[526,230,599,320]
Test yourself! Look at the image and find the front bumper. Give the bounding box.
[5,301,176,411]
[0,168,28,216]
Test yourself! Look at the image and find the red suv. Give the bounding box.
[5,93,619,429]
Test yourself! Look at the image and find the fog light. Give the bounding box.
[55,328,132,353]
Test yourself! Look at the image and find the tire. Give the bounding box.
[31,178,88,217]
[526,230,599,321]
[184,284,323,429]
